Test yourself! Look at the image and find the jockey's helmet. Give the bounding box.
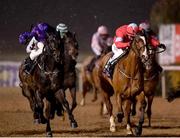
[139,21,150,32]
[97,25,108,35]
[19,32,32,45]
[56,23,68,33]
[126,23,138,36]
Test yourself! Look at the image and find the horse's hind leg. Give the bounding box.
[101,91,115,132]
[147,95,154,127]
[55,89,78,128]
[80,81,88,106]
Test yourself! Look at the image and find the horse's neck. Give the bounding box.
[63,53,76,73]
[44,55,57,71]
[122,49,140,72]
[144,59,158,77]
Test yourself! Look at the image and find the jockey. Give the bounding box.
[87,25,113,72]
[19,23,48,74]
[139,21,166,49]
[139,21,166,73]
[103,23,139,78]
[56,23,68,38]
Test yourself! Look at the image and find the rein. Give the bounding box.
[119,67,139,80]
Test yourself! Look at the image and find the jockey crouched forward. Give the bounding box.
[19,23,49,74]
[103,23,139,78]
[87,25,113,72]
[139,21,166,73]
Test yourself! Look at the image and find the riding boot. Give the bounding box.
[103,61,112,78]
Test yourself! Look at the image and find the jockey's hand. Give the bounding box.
[159,44,166,50]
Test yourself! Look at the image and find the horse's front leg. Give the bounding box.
[69,87,77,113]
[35,90,47,124]
[116,93,124,123]
[44,99,53,137]
[55,89,78,128]
[124,99,133,136]
[134,92,146,136]
[147,95,154,127]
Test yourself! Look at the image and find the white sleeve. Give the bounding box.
[91,34,102,55]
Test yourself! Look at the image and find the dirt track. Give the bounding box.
[0,87,180,137]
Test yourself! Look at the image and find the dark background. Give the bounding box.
[0,0,156,60]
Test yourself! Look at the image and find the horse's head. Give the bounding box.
[45,33,62,63]
[63,32,79,60]
[132,33,149,67]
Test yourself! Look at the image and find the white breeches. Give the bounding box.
[108,43,123,63]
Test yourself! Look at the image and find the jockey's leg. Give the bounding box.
[103,44,123,77]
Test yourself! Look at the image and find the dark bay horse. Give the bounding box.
[167,86,180,102]
[96,34,149,136]
[19,32,78,136]
[131,43,166,129]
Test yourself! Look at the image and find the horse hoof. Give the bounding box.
[116,112,124,123]
[135,126,142,136]
[71,122,78,128]
[110,126,116,132]
[41,118,47,124]
[46,131,53,137]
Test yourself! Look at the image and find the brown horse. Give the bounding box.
[96,34,149,136]
[80,46,111,106]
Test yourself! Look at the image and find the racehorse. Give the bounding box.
[80,46,111,106]
[96,34,149,136]
[19,31,78,136]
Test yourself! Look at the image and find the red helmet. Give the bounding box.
[126,23,138,36]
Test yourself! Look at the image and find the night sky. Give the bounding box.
[0,0,156,59]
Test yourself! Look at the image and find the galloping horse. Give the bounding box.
[19,32,78,136]
[96,34,149,136]
[80,46,111,106]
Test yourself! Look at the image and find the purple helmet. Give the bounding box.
[37,23,48,32]
[31,23,47,42]
[19,32,31,45]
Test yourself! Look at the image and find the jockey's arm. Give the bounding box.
[91,34,102,56]
[149,36,160,48]
[114,37,130,49]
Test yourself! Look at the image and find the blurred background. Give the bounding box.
[0,0,180,96]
